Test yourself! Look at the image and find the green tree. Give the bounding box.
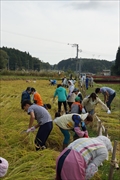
[111,47,120,75]
[0,50,9,69]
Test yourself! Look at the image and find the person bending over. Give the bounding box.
[22,100,53,150]
[55,135,113,180]
[54,112,93,149]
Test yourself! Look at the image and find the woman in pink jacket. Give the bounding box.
[55,136,113,180]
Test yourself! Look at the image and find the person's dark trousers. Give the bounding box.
[35,121,53,151]
[106,92,116,110]
[58,101,67,113]
[67,102,73,112]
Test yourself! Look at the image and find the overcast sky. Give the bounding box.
[1,0,119,65]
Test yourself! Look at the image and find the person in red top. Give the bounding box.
[31,87,43,106]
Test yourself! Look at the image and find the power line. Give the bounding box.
[1,29,115,58]
[1,29,68,45]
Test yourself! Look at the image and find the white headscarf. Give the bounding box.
[0,157,9,177]
[94,136,113,160]
[68,80,74,95]
[95,136,113,151]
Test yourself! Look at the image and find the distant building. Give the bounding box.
[101,70,111,76]
[79,72,95,77]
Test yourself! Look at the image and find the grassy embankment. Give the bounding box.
[0,79,120,180]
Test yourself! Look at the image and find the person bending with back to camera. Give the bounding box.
[95,87,116,110]
[55,135,113,180]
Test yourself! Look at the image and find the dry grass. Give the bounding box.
[0,79,120,180]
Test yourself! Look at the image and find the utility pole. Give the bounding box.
[76,44,79,74]
[79,49,82,75]
[68,43,79,74]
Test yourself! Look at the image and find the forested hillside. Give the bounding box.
[57,58,114,74]
[0,47,115,74]
[0,47,52,71]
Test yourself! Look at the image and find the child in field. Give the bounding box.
[70,96,82,114]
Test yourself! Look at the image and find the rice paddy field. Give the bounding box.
[0,78,120,180]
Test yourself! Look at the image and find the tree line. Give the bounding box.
[0,46,120,75]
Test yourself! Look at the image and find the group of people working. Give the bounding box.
[19,84,116,180]
[21,87,52,151]
[53,81,115,115]
[53,84,115,179]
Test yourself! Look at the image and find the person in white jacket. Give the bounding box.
[67,80,75,112]
[82,92,111,115]
[54,112,93,149]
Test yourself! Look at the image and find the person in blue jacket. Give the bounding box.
[21,87,31,109]
[85,76,89,90]
[53,84,68,114]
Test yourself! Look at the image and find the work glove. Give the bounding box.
[107,109,111,114]
[67,95,70,100]
[30,126,36,132]
[26,126,35,133]
[82,108,86,114]
[83,130,89,138]
[81,121,86,131]
[85,163,98,180]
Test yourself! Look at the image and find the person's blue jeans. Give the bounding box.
[106,92,116,109]
[88,109,94,115]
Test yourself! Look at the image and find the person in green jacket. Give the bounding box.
[53,84,68,114]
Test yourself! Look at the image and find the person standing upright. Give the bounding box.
[21,87,31,108]
[67,80,75,112]
[85,76,89,90]
[95,87,116,110]
[53,84,68,114]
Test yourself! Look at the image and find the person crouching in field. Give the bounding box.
[55,135,113,180]
[22,100,53,150]
[70,96,82,114]
[54,112,93,150]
